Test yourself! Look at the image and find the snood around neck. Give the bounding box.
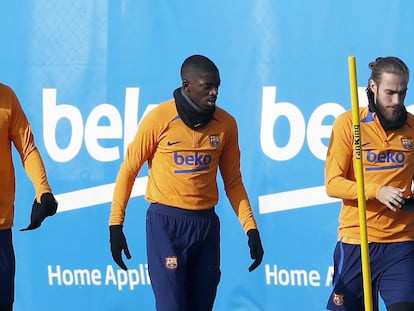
[173,87,215,129]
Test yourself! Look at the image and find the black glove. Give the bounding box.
[247,228,264,272]
[110,225,132,270]
[20,192,58,231]
[400,196,414,213]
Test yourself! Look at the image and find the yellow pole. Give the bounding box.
[348,56,373,311]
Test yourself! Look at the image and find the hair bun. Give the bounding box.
[369,57,384,70]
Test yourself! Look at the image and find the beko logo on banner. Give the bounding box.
[261,86,350,161]
[42,88,156,162]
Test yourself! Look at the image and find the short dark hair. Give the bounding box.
[180,55,219,78]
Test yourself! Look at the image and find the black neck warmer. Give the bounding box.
[173,87,215,129]
[367,89,407,131]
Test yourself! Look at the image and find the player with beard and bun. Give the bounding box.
[109,55,264,311]
[325,57,414,311]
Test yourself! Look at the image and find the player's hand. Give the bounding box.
[20,192,58,231]
[247,229,264,272]
[110,225,132,270]
[377,186,405,211]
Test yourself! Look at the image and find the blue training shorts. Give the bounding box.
[0,229,15,305]
[327,241,414,311]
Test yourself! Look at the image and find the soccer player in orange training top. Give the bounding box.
[109,54,264,311]
[325,57,414,311]
[0,83,58,311]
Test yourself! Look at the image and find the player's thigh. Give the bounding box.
[380,242,414,308]
[327,242,376,311]
[0,229,15,305]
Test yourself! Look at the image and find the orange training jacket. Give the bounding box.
[325,106,414,243]
[109,99,257,233]
[0,83,52,229]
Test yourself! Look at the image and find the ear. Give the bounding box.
[182,80,189,90]
[369,79,377,93]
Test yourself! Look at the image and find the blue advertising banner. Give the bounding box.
[1,1,414,310]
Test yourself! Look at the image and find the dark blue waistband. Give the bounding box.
[149,203,215,218]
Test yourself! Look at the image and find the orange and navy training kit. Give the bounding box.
[0,83,52,305]
[325,107,414,310]
[109,98,257,310]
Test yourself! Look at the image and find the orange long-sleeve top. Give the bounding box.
[0,83,52,229]
[109,99,257,233]
[325,106,414,243]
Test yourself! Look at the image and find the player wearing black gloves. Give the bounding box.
[0,83,57,311]
[109,225,131,271]
[109,55,264,311]
[247,228,264,272]
[20,193,58,231]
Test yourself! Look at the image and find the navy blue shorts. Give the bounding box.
[327,241,414,311]
[0,229,15,305]
[146,203,221,311]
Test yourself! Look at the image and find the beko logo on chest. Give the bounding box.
[366,150,405,163]
[174,151,212,166]
[173,151,212,173]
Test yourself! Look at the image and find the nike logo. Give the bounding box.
[361,142,371,147]
[167,141,181,146]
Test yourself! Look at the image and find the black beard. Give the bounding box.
[366,89,407,130]
[376,99,405,123]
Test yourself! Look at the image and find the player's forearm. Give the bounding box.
[23,149,52,201]
[326,176,379,201]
